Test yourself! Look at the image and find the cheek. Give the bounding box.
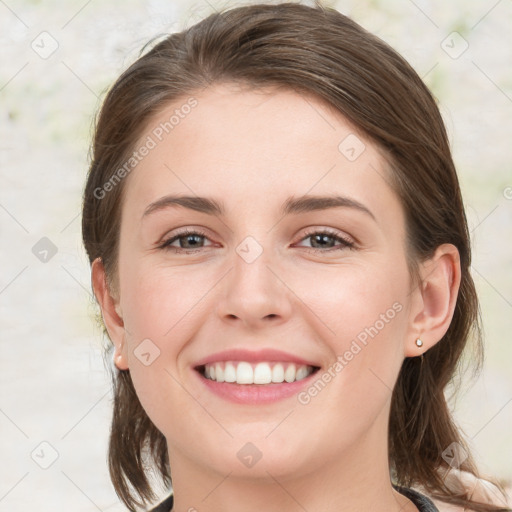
[128,361,202,451]
[293,261,408,409]
[120,262,216,343]
[294,258,408,344]
[118,263,219,433]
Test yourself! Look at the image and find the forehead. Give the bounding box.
[121,82,401,224]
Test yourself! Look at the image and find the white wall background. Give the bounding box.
[1,0,511,510]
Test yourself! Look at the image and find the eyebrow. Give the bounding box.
[142,194,376,221]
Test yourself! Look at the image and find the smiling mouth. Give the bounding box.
[196,361,320,385]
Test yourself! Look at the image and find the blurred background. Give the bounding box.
[1,0,511,510]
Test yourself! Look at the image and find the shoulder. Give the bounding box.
[428,470,512,512]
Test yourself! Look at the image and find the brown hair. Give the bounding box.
[82,2,510,511]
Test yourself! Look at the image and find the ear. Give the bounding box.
[91,257,129,370]
[404,243,461,357]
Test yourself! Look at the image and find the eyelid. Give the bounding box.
[158,227,212,250]
[158,226,357,253]
[292,229,356,254]
[296,226,355,247]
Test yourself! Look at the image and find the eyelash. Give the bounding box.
[158,228,355,254]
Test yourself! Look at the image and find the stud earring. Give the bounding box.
[415,338,423,348]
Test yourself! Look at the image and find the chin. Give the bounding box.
[195,433,319,481]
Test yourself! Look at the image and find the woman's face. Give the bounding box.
[109,83,422,479]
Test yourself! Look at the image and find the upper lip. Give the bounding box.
[193,349,321,368]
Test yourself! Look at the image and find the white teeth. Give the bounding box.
[295,365,309,381]
[284,364,296,383]
[202,361,314,385]
[224,362,236,383]
[236,362,253,384]
[271,363,284,383]
[215,364,224,382]
[254,362,272,384]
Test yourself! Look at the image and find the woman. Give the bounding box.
[81,2,510,511]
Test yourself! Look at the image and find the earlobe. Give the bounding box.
[113,337,129,371]
[91,257,129,370]
[404,244,461,357]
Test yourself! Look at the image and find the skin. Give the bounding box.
[92,82,461,512]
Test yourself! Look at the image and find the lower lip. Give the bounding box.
[195,369,319,404]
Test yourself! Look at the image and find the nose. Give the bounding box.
[216,242,293,330]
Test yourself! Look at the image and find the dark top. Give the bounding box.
[148,485,439,511]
